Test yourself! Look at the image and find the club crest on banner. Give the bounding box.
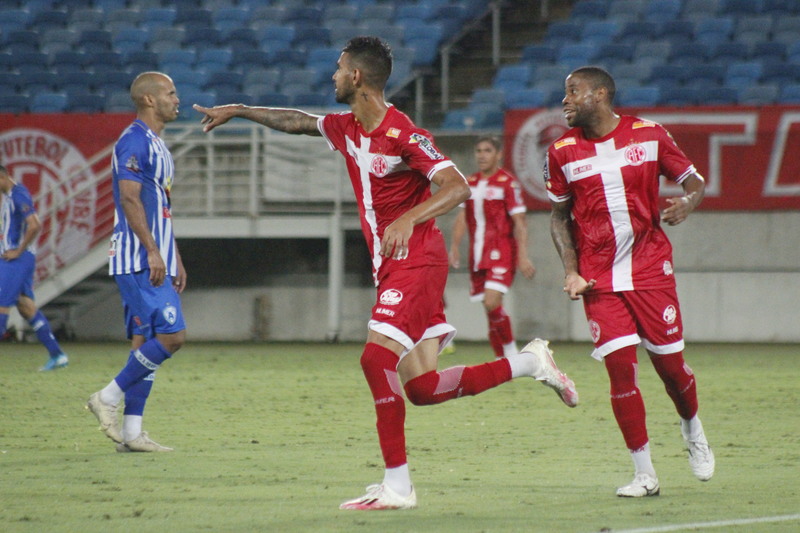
[511,108,569,202]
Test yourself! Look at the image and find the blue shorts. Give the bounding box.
[0,251,35,307]
[114,271,186,340]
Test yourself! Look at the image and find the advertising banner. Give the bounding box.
[506,105,800,210]
[0,113,134,280]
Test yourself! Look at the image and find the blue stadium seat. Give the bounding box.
[724,61,764,87]
[104,90,134,112]
[683,64,726,89]
[124,51,159,73]
[76,30,113,53]
[213,7,251,34]
[149,27,186,55]
[654,19,695,46]
[140,8,178,32]
[268,49,305,70]
[285,6,323,26]
[258,25,296,54]
[505,87,548,109]
[633,41,672,63]
[112,28,150,55]
[214,91,254,106]
[643,0,682,22]
[280,68,318,93]
[0,72,21,94]
[196,48,233,71]
[31,92,69,113]
[250,6,288,29]
[204,71,244,93]
[737,83,779,104]
[292,25,331,52]
[659,87,702,106]
[693,17,734,46]
[0,95,30,113]
[556,43,598,70]
[232,49,271,70]
[159,49,197,70]
[669,42,708,66]
[94,70,133,95]
[580,20,620,46]
[521,43,557,64]
[323,4,359,28]
[175,8,213,28]
[432,4,469,38]
[570,0,608,21]
[616,21,659,45]
[4,30,41,54]
[722,0,765,15]
[290,92,329,107]
[544,20,581,46]
[104,8,143,33]
[594,43,635,65]
[40,28,78,55]
[32,9,69,31]
[608,0,648,20]
[615,62,653,87]
[616,86,661,107]
[91,52,125,73]
[697,86,737,104]
[779,83,800,103]
[708,42,750,65]
[683,0,722,19]
[243,68,282,95]
[223,28,259,50]
[50,50,89,72]
[470,88,506,108]
[0,10,31,35]
[183,28,222,51]
[257,91,291,107]
[22,71,58,94]
[57,71,93,94]
[361,4,395,21]
[12,52,49,72]
[647,64,687,90]
[493,64,533,92]
[441,109,478,131]
[761,63,800,86]
[751,42,787,64]
[734,16,774,46]
[68,94,105,113]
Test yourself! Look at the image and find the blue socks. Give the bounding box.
[124,373,155,416]
[0,313,8,336]
[28,311,63,357]
[114,338,172,391]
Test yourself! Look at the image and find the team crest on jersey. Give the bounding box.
[632,121,657,129]
[624,144,647,166]
[409,133,444,160]
[386,127,401,138]
[125,155,140,172]
[663,260,673,276]
[589,320,601,343]
[379,289,403,305]
[490,250,502,261]
[662,305,677,325]
[554,137,576,150]
[163,304,178,325]
[370,154,389,177]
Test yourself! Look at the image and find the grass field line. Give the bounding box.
[607,513,800,533]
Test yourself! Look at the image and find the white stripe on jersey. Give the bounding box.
[561,139,659,292]
[345,134,384,284]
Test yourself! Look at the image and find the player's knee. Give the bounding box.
[403,373,437,406]
[158,330,186,354]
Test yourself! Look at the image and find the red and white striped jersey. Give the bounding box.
[545,115,696,293]
[318,106,457,284]
[462,168,526,271]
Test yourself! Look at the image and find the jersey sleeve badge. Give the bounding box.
[125,155,141,173]
[554,137,576,150]
[409,132,444,160]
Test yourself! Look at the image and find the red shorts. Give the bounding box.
[582,288,685,360]
[469,261,516,301]
[369,263,455,353]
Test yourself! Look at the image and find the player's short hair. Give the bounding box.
[571,66,616,104]
[476,136,502,151]
[342,36,393,89]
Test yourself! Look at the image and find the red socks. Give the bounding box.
[487,306,514,358]
[360,343,407,468]
[651,352,698,420]
[604,345,649,451]
[404,359,512,406]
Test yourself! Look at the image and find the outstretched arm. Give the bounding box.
[550,199,595,300]
[193,104,322,136]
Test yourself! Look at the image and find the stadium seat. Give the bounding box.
[737,84,780,104]
[493,64,533,92]
[779,83,800,103]
[257,91,291,107]
[669,42,708,66]
[470,88,506,108]
[432,4,469,38]
[250,6,288,29]
[40,28,78,55]
[556,43,598,70]
[243,68,282,95]
[708,42,750,65]
[544,20,582,46]
[212,7,251,34]
[258,25,296,54]
[643,0,682,22]
[31,92,69,113]
[223,28,259,50]
[57,71,93,94]
[521,43,557,64]
[725,61,764,87]
[140,8,178,32]
[683,64,726,89]
[204,71,244,94]
[94,70,133,95]
[112,28,150,55]
[184,28,222,51]
[105,8,143,33]
[214,91,254,106]
[0,10,31,35]
[0,72,21,94]
[91,52,125,73]
[697,86,738,104]
[735,16,774,46]
[0,95,30,113]
[441,109,478,130]
[290,92,329,107]
[32,9,69,32]
[104,90,134,112]
[693,17,735,46]
[722,0,766,15]
[751,42,787,64]
[633,41,672,63]
[616,21,659,45]
[761,63,800,86]
[67,94,105,113]
[4,31,39,54]
[196,48,233,71]
[232,49,271,70]
[570,0,608,21]
[616,86,661,107]
[76,30,113,53]
[268,49,306,70]
[654,19,695,46]
[323,4,359,28]
[683,0,722,19]
[285,6,323,26]
[124,51,159,73]
[505,87,548,109]
[580,20,620,46]
[175,8,213,28]
[647,64,687,89]
[608,0,648,20]
[595,43,635,65]
[659,87,702,106]
[22,72,58,94]
[12,52,49,72]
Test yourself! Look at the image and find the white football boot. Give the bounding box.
[339,483,417,510]
[616,472,660,497]
[520,338,579,407]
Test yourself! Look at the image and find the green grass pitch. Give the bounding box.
[1,341,798,533]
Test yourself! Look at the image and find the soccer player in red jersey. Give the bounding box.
[449,136,536,358]
[195,37,578,510]
[546,66,714,497]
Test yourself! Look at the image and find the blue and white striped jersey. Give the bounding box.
[108,119,176,276]
[0,183,37,256]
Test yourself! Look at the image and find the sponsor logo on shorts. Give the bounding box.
[589,320,601,343]
[663,305,677,324]
[663,260,673,276]
[375,307,396,317]
[490,249,501,260]
[379,289,403,305]
[666,326,679,335]
[163,304,178,325]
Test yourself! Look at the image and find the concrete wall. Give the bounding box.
[72,210,800,343]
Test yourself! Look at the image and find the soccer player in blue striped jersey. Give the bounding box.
[0,165,69,371]
[87,72,187,453]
